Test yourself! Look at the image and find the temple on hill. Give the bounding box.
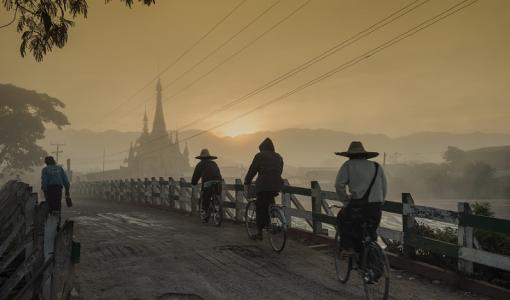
[124,79,191,178]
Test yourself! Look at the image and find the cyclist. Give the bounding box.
[191,149,223,223]
[244,138,284,240]
[41,156,71,226]
[334,141,387,254]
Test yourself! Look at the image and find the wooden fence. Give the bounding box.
[74,177,510,276]
[0,181,78,300]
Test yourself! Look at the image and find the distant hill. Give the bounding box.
[40,128,510,173]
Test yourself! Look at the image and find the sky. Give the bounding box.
[1,0,509,137]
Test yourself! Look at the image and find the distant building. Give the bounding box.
[125,79,191,178]
[85,80,191,181]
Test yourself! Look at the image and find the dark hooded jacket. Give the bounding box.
[191,159,222,186]
[244,138,284,192]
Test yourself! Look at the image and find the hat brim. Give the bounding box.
[334,151,379,159]
[195,155,218,160]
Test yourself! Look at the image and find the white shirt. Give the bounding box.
[335,159,387,204]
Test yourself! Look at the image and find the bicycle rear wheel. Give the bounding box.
[269,206,287,253]
[361,242,390,300]
[245,200,258,239]
[211,194,223,227]
[334,231,352,283]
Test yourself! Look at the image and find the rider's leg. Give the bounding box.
[366,202,383,241]
[255,192,271,237]
[202,187,212,220]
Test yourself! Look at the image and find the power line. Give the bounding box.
[85,0,248,128]
[160,0,282,92]
[176,0,428,131]
[108,0,421,133]
[134,0,479,159]
[166,0,313,101]
[88,0,478,164]
[109,0,311,129]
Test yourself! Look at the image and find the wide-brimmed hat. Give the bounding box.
[195,148,218,160]
[335,141,379,159]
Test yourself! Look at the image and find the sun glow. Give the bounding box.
[220,123,258,137]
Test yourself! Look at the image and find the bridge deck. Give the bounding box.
[66,198,484,300]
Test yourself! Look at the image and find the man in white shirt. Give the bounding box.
[334,141,387,253]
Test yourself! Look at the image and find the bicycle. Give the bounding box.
[330,204,390,300]
[244,193,288,253]
[198,184,223,227]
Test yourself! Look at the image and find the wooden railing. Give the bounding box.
[74,177,510,276]
[0,181,78,300]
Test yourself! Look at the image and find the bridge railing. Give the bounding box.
[73,177,510,276]
[0,181,77,300]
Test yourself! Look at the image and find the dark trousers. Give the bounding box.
[200,187,214,212]
[256,192,276,232]
[200,183,221,214]
[338,201,382,252]
[45,185,63,213]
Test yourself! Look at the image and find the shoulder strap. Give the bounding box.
[360,162,379,201]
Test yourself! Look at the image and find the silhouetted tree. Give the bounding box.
[1,0,155,61]
[0,83,69,177]
[443,146,466,166]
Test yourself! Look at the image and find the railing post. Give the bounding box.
[282,179,292,228]
[129,179,135,203]
[179,178,187,211]
[143,178,149,204]
[119,180,124,202]
[235,179,244,222]
[311,181,323,234]
[136,179,142,204]
[221,179,227,220]
[402,193,416,258]
[150,177,156,205]
[458,202,474,274]
[191,184,199,215]
[158,177,164,206]
[169,177,176,209]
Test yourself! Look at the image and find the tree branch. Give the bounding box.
[0,6,18,29]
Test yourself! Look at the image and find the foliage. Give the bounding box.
[0,83,69,177]
[443,146,465,165]
[471,202,494,217]
[1,0,155,61]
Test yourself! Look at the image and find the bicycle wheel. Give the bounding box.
[334,231,352,283]
[269,206,287,253]
[245,200,258,238]
[211,194,223,227]
[361,242,390,300]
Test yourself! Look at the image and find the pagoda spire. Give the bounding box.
[151,78,168,138]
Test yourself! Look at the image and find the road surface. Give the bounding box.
[65,198,489,300]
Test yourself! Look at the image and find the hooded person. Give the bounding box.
[244,138,284,239]
[191,149,223,222]
[334,141,387,254]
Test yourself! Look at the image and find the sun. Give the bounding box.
[220,123,258,137]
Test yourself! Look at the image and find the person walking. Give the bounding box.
[41,156,71,224]
[191,149,223,222]
[334,141,387,253]
[244,138,284,240]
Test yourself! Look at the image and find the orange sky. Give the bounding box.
[1,0,509,137]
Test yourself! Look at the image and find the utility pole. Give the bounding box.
[383,152,387,167]
[51,143,65,163]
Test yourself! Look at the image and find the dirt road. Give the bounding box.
[65,198,488,300]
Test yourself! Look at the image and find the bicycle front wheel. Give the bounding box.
[269,207,287,253]
[361,242,390,300]
[334,231,352,283]
[245,200,258,239]
[211,194,223,227]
